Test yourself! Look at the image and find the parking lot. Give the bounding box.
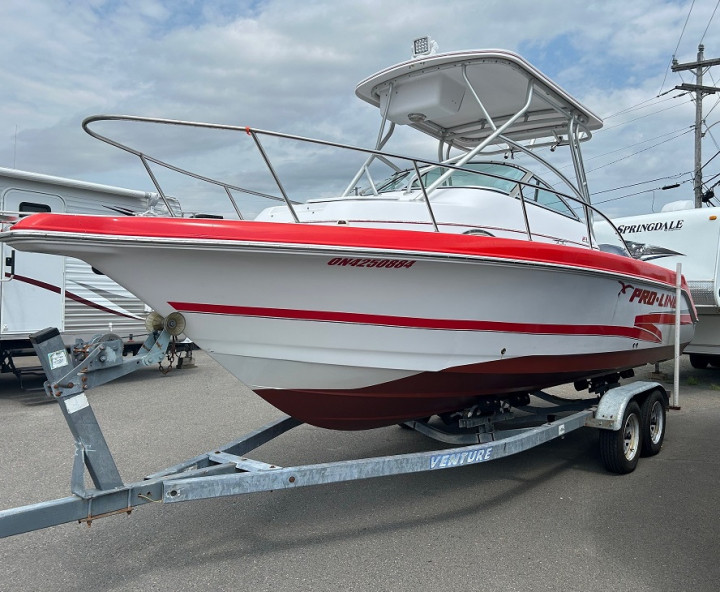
[1,351,719,592]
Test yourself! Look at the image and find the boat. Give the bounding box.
[0,40,697,430]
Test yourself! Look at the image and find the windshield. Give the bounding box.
[373,162,527,194]
[370,161,578,220]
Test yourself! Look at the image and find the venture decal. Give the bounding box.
[430,446,493,469]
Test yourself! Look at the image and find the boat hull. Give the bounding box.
[1,215,696,429]
[250,347,679,429]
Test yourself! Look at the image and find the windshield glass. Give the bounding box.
[373,162,527,194]
[521,176,578,219]
[368,161,579,220]
[374,171,412,192]
[435,163,526,193]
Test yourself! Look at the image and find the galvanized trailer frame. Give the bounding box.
[0,326,669,539]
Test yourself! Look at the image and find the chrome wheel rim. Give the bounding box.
[623,413,640,460]
[648,400,664,445]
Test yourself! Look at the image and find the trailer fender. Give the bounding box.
[585,381,668,431]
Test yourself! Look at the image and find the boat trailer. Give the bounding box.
[0,325,671,538]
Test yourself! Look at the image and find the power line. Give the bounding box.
[704,70,720,120]
[593,172,690,195]
[707,96,720,119]
[705,122,720,151]
[594,177,692,205]
[659,0,696,94]
[586,127,694,173]
[603,91,687,120]
[584,126,692,163]
[697,145,717,192]
[700,149,720,177]
[597,97,693,133]
[699,0,720,44]
[555,127,692,178]
[705,170,720,185]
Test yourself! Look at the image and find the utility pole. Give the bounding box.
[672,45,720,208]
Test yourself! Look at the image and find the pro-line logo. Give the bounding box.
[619,281,677,308]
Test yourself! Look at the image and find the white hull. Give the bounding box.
[1,217,696,428]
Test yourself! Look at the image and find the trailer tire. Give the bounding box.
[689,354,709,369]
[640,390,666,457]
[599,400,641,474]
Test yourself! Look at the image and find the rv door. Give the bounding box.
[1,191,66,336]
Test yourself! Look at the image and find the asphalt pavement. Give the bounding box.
[0,351,718,592]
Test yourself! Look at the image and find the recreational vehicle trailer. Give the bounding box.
[0,166,158,378]
[597,201,720,368]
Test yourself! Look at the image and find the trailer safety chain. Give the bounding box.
[159,335,177,375]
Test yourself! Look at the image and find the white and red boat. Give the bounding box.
[0,41,696,429]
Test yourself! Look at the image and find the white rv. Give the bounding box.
[0,166,156,378]
[596,201,720,368]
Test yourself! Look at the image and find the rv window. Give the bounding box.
[19,202,52,213]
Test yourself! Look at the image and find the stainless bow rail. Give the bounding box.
[81,114,632,254]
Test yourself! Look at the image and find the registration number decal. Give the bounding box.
[327,257,415,269]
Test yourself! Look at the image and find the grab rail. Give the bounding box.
[81,114,632,255]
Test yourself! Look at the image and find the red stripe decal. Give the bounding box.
[169,301,692,342]
[7,273,141,321]
[6,272,61,294]
[64,290,141,321]
[633,312,693,343]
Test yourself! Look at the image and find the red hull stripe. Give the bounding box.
[633,312,682,342]
[12,214,692,290]
[169,301,692,343]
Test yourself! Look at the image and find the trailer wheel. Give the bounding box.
[689,354,709,369]
[599,400,641,474]
[640,391,666,457]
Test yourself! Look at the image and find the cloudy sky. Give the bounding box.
[1,0,719,218]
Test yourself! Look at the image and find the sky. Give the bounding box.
[1,0,719,218]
